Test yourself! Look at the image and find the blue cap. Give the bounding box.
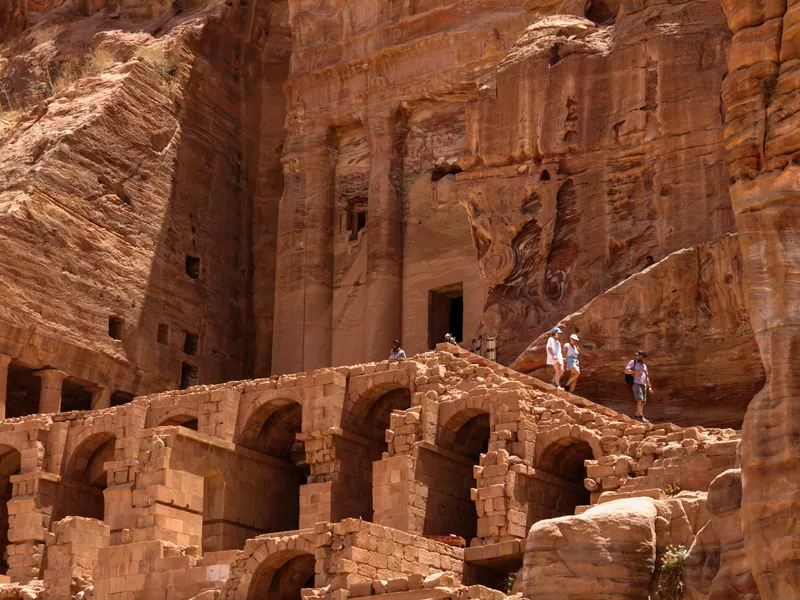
[552,327,563,334]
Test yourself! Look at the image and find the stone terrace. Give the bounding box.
[0,344,739,599]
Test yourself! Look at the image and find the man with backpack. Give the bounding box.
[625,350,653,422]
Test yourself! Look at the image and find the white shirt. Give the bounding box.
[564,343,579,357]
[546,337,563,365]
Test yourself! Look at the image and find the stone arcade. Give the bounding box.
[0,345,742,599]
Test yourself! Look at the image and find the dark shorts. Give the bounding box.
[632,383,647,403]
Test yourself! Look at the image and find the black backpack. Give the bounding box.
[625,360,640,386]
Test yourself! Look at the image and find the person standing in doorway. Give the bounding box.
[546,328,564,389]
[625,349,653,422]
[389,340,407,360]
[562,334,581,392]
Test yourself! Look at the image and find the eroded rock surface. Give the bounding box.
[685,469,760,600]
[458,3,735,362]
[523,497,658,599]
[511,234,763,427]
[718,0,800,595]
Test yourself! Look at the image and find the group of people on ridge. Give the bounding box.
[547,328,654,423]
[390,330,655,423]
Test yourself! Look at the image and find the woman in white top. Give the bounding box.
[562,334,581,392]
[546,327,564,388]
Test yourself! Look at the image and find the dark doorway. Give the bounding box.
[428,283,464,348]
[6,364,40,418]
[61,379,93,412]
[180,362,198,389]
[110,391,135,407]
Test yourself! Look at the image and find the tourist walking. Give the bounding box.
[562,334,581,392]
[625,349,653,422]
[389,340,407,360]
[546,327,564,389]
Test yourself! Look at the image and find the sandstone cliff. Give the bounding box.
[457,4,736,363]
[511,234,763,428]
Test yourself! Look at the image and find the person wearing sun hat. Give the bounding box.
[546,327,564,389]
[562,333,581,392]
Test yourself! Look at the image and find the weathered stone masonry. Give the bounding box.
[0,345,740,599]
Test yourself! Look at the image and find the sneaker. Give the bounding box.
[640,417,649,423]
[632,415,642,422]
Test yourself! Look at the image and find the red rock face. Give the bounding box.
[718,0,800,594]
[458,6,736,364]
[511,235,764,429]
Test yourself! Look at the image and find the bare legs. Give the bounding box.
[564,365,580,392]
[550,362,563,387]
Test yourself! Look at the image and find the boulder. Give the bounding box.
[523,498,657,599]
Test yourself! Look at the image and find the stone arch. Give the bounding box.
[63,431,116,520]
[427,403,492,540]
[239,398,303,459]
[230,535,316,600]
[343,373,413,522]
[237,391,305,451]
[237,398,306,532]
[343,369,414,437]
[158,414,199,430]
[531,436,595,521]
[438,398,493,457]
[0,445,21,575]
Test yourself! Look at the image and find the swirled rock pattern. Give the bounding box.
[457,6,736,363]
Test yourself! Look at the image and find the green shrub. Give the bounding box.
[655,545,687,600]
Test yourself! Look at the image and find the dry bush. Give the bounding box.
[48,57,86,95]
[134,45,180,78]
[87,48,117,74]
[45,48,117,96]
[0,109,22,140]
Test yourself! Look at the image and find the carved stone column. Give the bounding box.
[35,369,67,415]
[365,111,404,361]
[272,131,336,374]
[0,355,11,420]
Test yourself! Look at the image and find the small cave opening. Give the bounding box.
[61,379,93,412]
[431,164,463,182]
[180,362,199,390]
[585,0,619,25]
[108,316,124,340]
[185,255,201,279]
[110,391,134,407]
[184,331,200,356]
[157,323,170,345]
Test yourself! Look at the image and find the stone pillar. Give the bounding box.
[0,354,11,420]
[299,429,382,528]
[90,385,111,410]
[272,132,336,374]
[43,517,110,600]
[365,112,404,362]
[34,369,67,415]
